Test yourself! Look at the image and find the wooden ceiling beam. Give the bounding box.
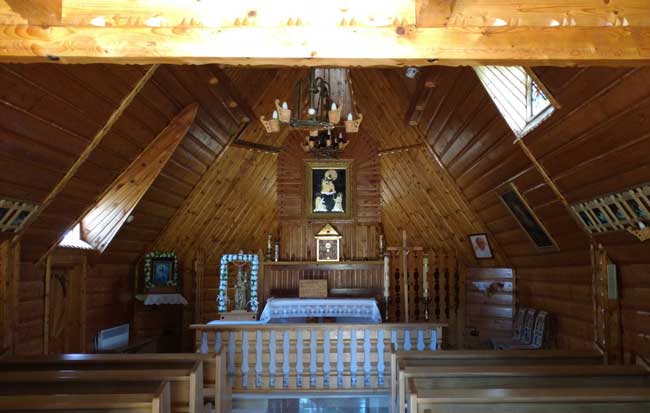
[0,25,649,66]
[3,0,61,25]
[4,1,648,28]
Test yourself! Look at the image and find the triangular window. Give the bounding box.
[474,66,557,139]
[59,223,94,250]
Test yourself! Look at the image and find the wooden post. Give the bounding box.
[401,230,409,323]
[0,241,8,353]
[80,255,88,352]
[194,250,206,324]
[43,255,52,355]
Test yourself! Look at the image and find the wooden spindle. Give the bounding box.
[309,330,317,388]
[228,331,236,376]
[269,330,277,388]
[363,329,371,387]
[241,331,249,388]
[201,332,208,354]
[282,330,290,388]
[336,329,344,388]
[403,329,412,351]
[255,330,263,388]
[296,330,304,388]
[350,329,358,387]
[376,329,385,386]
[323,329,331,388]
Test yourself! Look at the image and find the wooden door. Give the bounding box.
[48,264,83,354]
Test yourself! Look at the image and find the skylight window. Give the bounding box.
[59,223,95,250]
[474,66,557,139]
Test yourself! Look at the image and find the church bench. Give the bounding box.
[398,364,650,413]
[390,349,604,413]
[0,352,229,413]
[0,380,171,413]
[407,384,650,413]
[0,365,201,413]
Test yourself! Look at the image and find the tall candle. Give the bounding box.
[383,254,390,298]
[423,255,429,297]
[379,234,384,254]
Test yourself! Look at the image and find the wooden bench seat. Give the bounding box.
[0,366,201,413]
[0,380,171,413]
[408,385,650,413]
[399,364,650,413]
[0,352,229,413]
[390,349,604,413]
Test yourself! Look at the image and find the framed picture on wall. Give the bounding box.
[499,184,557,251]
[468,233,493,259]
[305,160,352,220]
[143,251,179,293]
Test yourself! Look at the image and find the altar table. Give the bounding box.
[260,297,382,324]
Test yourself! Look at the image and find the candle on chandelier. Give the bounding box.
[272,110,279,119]
[331,102,337,111]
[308,108,316,116]
[347,112,353,121]
[282,101,288,110]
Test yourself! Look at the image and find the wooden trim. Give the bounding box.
[231,140,281,153]
[1,26,650,66]
[80,255,87,353]
[515,138,594,240]
[419,135,510,266]
[378,143,426,156]
[14,64,159,248]
[43,255,51,355]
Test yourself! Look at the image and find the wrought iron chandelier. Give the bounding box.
[260,68,363,156]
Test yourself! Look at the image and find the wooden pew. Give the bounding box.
[0,380,171,413]
[0,352,229,413]
[401,364,650,413]
[390,348,604,413]
[0,364,200,413]
[408,383,650,413]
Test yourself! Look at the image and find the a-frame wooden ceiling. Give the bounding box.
[2,63,650,270]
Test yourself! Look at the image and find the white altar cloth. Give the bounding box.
[259,298,382,324]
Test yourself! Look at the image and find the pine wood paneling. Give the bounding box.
[413,65,650,350]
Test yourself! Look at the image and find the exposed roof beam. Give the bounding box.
[0,25,649,66]
[416,0,456,27]
[13,64,159,245]
[3,0,61,25]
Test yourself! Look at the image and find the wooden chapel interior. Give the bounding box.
[0,0,649,370]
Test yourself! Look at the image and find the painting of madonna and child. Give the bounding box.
[306,162,351,219]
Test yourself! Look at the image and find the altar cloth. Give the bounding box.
[259,297,382,324]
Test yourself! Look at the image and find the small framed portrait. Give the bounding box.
[305,160,351,220]
[468,233,493,259]
[144,252,179,293]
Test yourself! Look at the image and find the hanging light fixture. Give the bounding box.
[260,68,363,157]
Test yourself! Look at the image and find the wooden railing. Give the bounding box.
[191,323,446,391]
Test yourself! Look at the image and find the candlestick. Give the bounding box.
[383,253,390,298]
[274,240,280,262]
[379,234,384,255]
[266,234,273,261]
[423,255,429,298]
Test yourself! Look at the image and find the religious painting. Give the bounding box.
[305,161,351,219]
[468,233,493,259]
[143,251,179,293]
[499,184,557,251]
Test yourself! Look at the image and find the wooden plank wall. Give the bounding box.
[411,65,650,351]
[465,268,514,348]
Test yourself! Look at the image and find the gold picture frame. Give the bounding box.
[305,160,352,220]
